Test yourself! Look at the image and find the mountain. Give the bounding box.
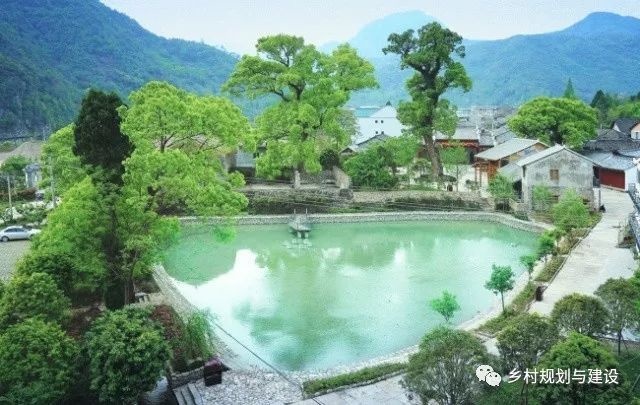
[321,10,436,58]
[343,11,640,107]
[0,0,239,138]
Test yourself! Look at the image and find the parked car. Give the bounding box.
[0,226,41,242]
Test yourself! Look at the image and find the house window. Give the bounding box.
[550,169,559,181]
[375,120,378,123]
[375,131,379,134]
[381,130,385,135]
[381,120,384,123]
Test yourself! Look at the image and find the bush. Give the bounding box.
[86,307,170,404]
[552,189,590,232]
[0,272,70,328]
[302,363,406,396]
[319,148,340,170]
[184,310,216,362]
[0,318,79,404]
[16,249,79,298]
[404,327,488,404]
[343,147,398,189]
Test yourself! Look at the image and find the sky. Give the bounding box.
[101,0,640,54]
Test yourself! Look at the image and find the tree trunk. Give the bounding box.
[500,292,505,313]
[618,330,622,355]
[423,134,442,179]
[123,275,134,305]
[293,169,301,189]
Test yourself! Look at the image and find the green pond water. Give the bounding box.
[164,221,537,371]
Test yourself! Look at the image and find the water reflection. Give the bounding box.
[165,221,538,370]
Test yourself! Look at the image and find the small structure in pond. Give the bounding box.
[289,210,311,238]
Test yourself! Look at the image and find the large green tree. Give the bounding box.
[117,81,252,303]
[595,278,640,355]
[383,23,471,178]
[0,319,79,405]
[534,333,632,405]
[403,326,487,405]
[508,97,597,148]
[86,307,170,404]
[73,89,132,183]
[224,35,376,187]
[550,293,609,337]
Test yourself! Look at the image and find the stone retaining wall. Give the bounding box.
[180,211,549,233]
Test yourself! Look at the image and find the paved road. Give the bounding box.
[0,240,30,281]
[529,188,636,315]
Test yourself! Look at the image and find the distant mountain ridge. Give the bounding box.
[1,3,639,138]
[338,11,640,107]
[0,0,238,138]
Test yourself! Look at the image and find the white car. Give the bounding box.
[0,226,41,242]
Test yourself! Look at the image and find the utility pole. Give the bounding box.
[5,175,13,221]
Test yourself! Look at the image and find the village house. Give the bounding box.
[498,145,600,210]
[473,137,547,182]
[581,117,640,190]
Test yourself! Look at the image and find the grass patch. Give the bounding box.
[511,282,536,312]
[477,309,518,335]
[535,255,565,282]
[302,362,406,397]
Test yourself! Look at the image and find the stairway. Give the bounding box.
[173,383,204,405]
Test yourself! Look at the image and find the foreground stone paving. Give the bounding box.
[195,367,303,405]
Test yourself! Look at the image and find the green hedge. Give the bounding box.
[535,255,565,282]
[302,362,406,397]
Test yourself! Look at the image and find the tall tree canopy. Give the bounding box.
[508,97,597,148]
[223,35,377,186]
[40,124,85,195]
[73,89,132,182]
[116,81,252,302]
[383,23,471,178]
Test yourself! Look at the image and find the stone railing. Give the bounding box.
[629,213,640,249]
[628,183,640,212]
[181,211,549,233]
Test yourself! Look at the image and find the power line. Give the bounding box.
[212,321,325,404]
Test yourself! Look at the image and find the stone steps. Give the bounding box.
[174,383,203,405]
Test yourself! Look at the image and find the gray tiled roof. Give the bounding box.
[475,138,542,161]
[583,151,635,171]
[614,118,640,135]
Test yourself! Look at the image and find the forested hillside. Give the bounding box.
[0,0,238,137]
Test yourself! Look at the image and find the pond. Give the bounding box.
[163,220,538,371]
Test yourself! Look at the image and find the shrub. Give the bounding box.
[404,327,488,404]
[552,189,590,232]
[550,293,609,337]
[0,318,78,404]
[302,363,406,396]
[16,249,79,298]
[319,148,340,169]
[536,233,556,259]
[0,272,70,328]
[184,310,216,362]
[535,255,565,282]
[86,307,170,404]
